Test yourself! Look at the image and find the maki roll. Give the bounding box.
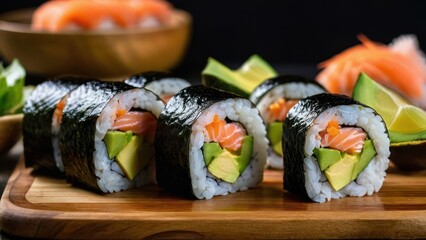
[23,77,81,172]
[125,71,190,103]
[156,86,268,199]
[283,93,390,202]
[249,75,326,169]
[60,81,164,193]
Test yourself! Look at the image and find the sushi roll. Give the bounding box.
[249,75,326,169]
[283,93,390,202]
[155,86,268,199]
[60,81,164,193]
[124,71,191,103]
[23,77,82,173]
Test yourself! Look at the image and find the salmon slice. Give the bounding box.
[32,0,172,32]
[316,34,426,108]
[161,94,173,103]
[205,115,246,152]
[267,98,298,122]
[319,119,367,154]
[53,96,68,125]
[111,110,157,143]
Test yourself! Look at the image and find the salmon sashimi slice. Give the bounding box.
[111,110,157,143]
[32,0,172,32]
[316,34,426,109]
[205,115,246,152]
[266,98,299,122]
[319,119,367,154]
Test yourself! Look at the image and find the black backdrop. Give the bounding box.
[2,1,426,75]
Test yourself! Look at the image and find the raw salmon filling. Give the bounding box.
[202,114,253,184]
[103,109,157,181]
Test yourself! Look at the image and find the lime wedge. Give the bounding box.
[202,54,277,97]
[353,73,426,143]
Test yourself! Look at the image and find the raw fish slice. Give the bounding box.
[267,98,298,122]
[32,0,172,32]
[111,111,157,143]
[320,127,367,154]
[205,114,246,152]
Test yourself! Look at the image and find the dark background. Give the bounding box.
[2,0,426,78]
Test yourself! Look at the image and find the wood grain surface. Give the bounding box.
[1,158,426,239]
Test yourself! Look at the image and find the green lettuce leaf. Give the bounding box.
[0,60,26,116]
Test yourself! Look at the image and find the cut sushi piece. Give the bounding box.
[60,81,164,193]
[283,93,390,202]
[249,75,326,169]
[353,73,426,171]
[23,76,81,173]
[155,86,268,199]
[32,0,173,32]
[316,34,426,109]
[124,71,191,103]
[202,55,277,97]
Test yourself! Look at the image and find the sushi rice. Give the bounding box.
[189,99,269,199]
[304,105,390,203]
[144,78,190,99]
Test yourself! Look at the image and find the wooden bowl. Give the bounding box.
[0,114,23,155]
[0,9,191,79]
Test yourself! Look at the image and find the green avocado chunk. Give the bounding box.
[237,135,254,173]
[313,148,343,171]
[268,122,283,156]
[208,150,240,183]
[104,131,132,159]
[351,140,376,181]
[201,55,277,97]
[325,153,358,191]
[203,135,254,183]
[353,73,426,144]
[203,142,223,166]
[116,135,152,181]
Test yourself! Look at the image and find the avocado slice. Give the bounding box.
[104,131,132,159]
[313,148,343,171]
[206,135,253,183]
[236,135,253,173]
[207,150,240,183]
[202,142,223,166]
[267,122,283,156]
[202,55,277,97]
[351,140,376,181]
[116,135,152,181]
[325,153,358,191]
[353,73,426,144]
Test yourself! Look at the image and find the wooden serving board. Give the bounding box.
[1,158,426,239]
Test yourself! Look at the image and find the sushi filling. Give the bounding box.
[266,98,298,156]
[313,117,377,191]
[52,96,69,171]
[201,115,253,183]
[103,109,156,181]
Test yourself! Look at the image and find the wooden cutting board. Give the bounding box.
[1,158,426,239]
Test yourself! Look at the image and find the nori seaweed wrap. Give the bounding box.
[283,93,390,202]
[23,77,81,173]
[155,86,268,199]
[60,81,164,193]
